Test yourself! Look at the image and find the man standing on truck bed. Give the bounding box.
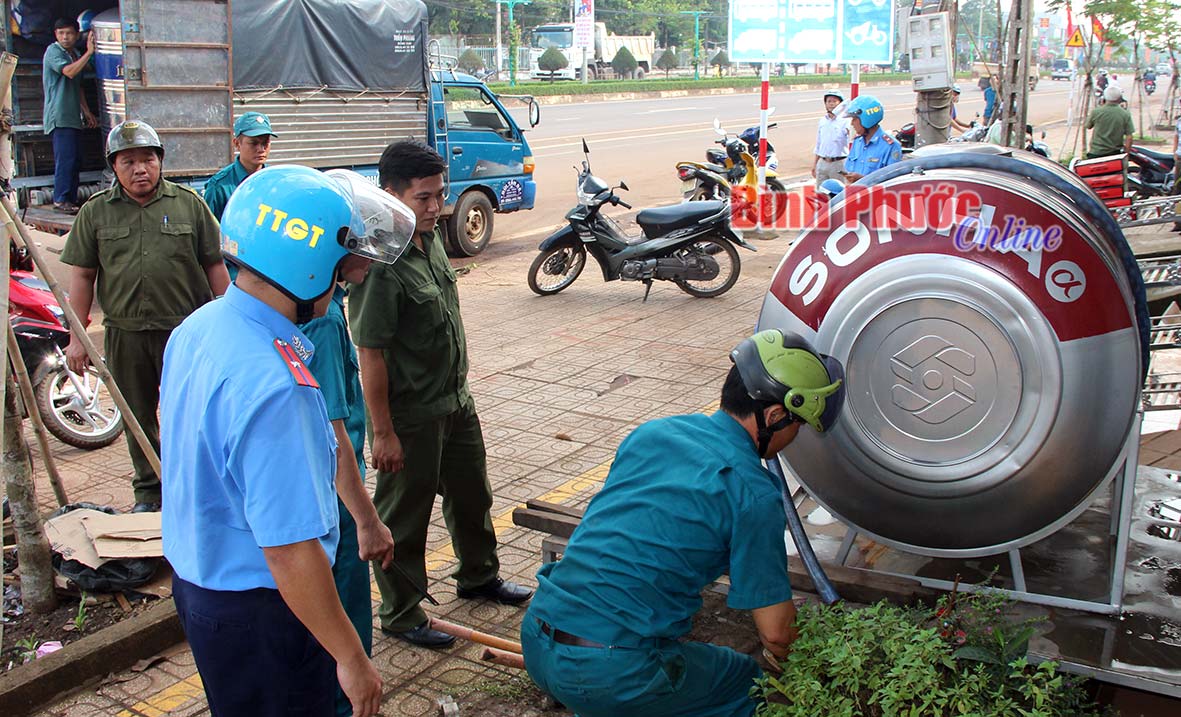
[203,111,277,221]
[61,120,230,513]
[42,17,98,214]
[349,140,533,648]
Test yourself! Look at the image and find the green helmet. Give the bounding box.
[106,120,164,167]
[730,329,845,433]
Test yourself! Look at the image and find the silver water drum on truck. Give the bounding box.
[757,146,1149,557]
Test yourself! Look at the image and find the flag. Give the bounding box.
[1090,15,1105,43]
[1065,3,1073,37]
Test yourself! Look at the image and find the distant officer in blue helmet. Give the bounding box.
[160,165,414,717]
[842,95,902,183]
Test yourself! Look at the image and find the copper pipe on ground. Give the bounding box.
[481,646,526,670]
[429,617,523,653]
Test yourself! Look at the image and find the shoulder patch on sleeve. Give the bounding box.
[274,339,320,388]
[883,134,894,144]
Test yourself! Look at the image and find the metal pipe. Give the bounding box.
[430,617,524,654]
[481,646,526,669]
[766,457,841,605]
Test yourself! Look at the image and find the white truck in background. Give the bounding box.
[529,22,655,80]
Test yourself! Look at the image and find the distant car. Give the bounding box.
[1157,62,1173,76]
[1051,59,1072,81]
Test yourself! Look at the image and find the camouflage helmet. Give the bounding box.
[105,120,164,167]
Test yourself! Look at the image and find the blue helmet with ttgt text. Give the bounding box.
[844,95,885,129]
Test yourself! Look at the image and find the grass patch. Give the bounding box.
[487,72,932,97]
[467,676,537,700]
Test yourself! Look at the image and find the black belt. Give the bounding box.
[538,619,605,648]
[820,156,847,162]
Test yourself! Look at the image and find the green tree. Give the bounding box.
[537,46,568,82]
[611,46,638,79]
[655,48,679,78]
[458,49,485,74]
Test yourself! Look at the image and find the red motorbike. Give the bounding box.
[9,245,123,449]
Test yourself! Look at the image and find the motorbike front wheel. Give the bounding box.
[35,366,124,450]
[528,244,587,296]
[674,236,741,298]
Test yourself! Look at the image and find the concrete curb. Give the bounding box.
[530,79,916,106]
[0,598,184,715]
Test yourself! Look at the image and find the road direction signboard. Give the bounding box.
[729,0,895,65]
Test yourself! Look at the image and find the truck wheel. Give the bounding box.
[447,191,494,256]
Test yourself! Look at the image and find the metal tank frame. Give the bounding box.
[795,418,1141,615]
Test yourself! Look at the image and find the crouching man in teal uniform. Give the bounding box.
[521,329,846,717]
[160,165,412,716]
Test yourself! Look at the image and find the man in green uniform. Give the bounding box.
[1086,86,1134,159]
[349,140,532,648]
[301,244,396,715]
[203,111,277,221]
[61,120,230,513]
[42,17,98,213]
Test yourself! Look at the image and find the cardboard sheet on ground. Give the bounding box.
[44,508,109,569]
[81,512,164,559]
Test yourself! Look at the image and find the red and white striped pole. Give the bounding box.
[757,61,770,190]
[851,63,860,99]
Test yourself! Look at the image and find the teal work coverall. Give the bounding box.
[521,411,795,717]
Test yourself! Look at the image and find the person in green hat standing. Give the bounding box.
[203,111,278,221]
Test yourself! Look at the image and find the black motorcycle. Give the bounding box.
[530,140,755,300]
[1127,144,1176,197]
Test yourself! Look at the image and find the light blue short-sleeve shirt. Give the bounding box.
[161,284,339,591]
[845,128,903,178]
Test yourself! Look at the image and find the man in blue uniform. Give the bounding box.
[160,165,412,716]
[521,330,846,717]
[843,95,902,183]
[203,111,277,221]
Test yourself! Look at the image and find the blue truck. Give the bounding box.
[6,0,538,255]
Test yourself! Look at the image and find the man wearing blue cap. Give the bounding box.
[203,111,277,221]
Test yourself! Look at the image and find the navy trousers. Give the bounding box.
[173,576,335,717]
[50,127,81,205]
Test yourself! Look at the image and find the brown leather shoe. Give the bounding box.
[53,202,79,215]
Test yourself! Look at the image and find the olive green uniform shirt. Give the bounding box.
[349,231,471,423]
[1085,103,1135,158]
[60,180,222,331]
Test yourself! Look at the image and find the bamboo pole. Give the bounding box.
[480,646,526,670]
[429,617,524,654]
[6,323,69,506]
[0,196,161,478]
[0,49,20,652]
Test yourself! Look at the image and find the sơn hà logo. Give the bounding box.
[889,335,976,425]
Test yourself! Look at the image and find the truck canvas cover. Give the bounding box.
[232,0,428,92]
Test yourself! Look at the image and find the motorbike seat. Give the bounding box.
[1133,146,1175,165]
[635,200,726,238]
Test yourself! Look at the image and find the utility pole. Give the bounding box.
[998,0,1034,148]
[914,0,957,149]
[497,0,531,87]
[495,2,503,76]
[680,10,711,81]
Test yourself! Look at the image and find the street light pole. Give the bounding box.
[679,11,711,81]
[498,0,532,87]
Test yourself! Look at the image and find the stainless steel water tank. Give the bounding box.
[92,8,125,138]
[758,150,1147,557]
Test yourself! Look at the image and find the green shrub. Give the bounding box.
[655,49,679,78]
[612,46,638,79]
[537,46,568,82]
[754,591,1111,717]
[457,49,484,74]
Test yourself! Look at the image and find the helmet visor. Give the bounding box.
[326,169,415,265]
[817,355,846,433]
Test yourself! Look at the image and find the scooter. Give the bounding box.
[676,119,785,201]
[531,140,755,300]
[9,247,124,449]
[1145,78,1157,95]
[1127,145,1176,197]
[894,123,915,152]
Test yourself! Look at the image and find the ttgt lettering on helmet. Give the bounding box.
[254,203,327,248]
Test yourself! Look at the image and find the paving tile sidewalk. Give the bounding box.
[25,228,792,716]
[23,217,1181,715]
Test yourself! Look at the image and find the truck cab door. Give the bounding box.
[440,83,526,203]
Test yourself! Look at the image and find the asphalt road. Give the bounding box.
[486,81,1079,262]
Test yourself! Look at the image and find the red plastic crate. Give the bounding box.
[1092,185,1124,200]
[1084,173,1125,189]
[1105,197,1133,208]
[1074,154,1127,177]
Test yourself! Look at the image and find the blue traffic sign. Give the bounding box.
[729,0,894,65]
